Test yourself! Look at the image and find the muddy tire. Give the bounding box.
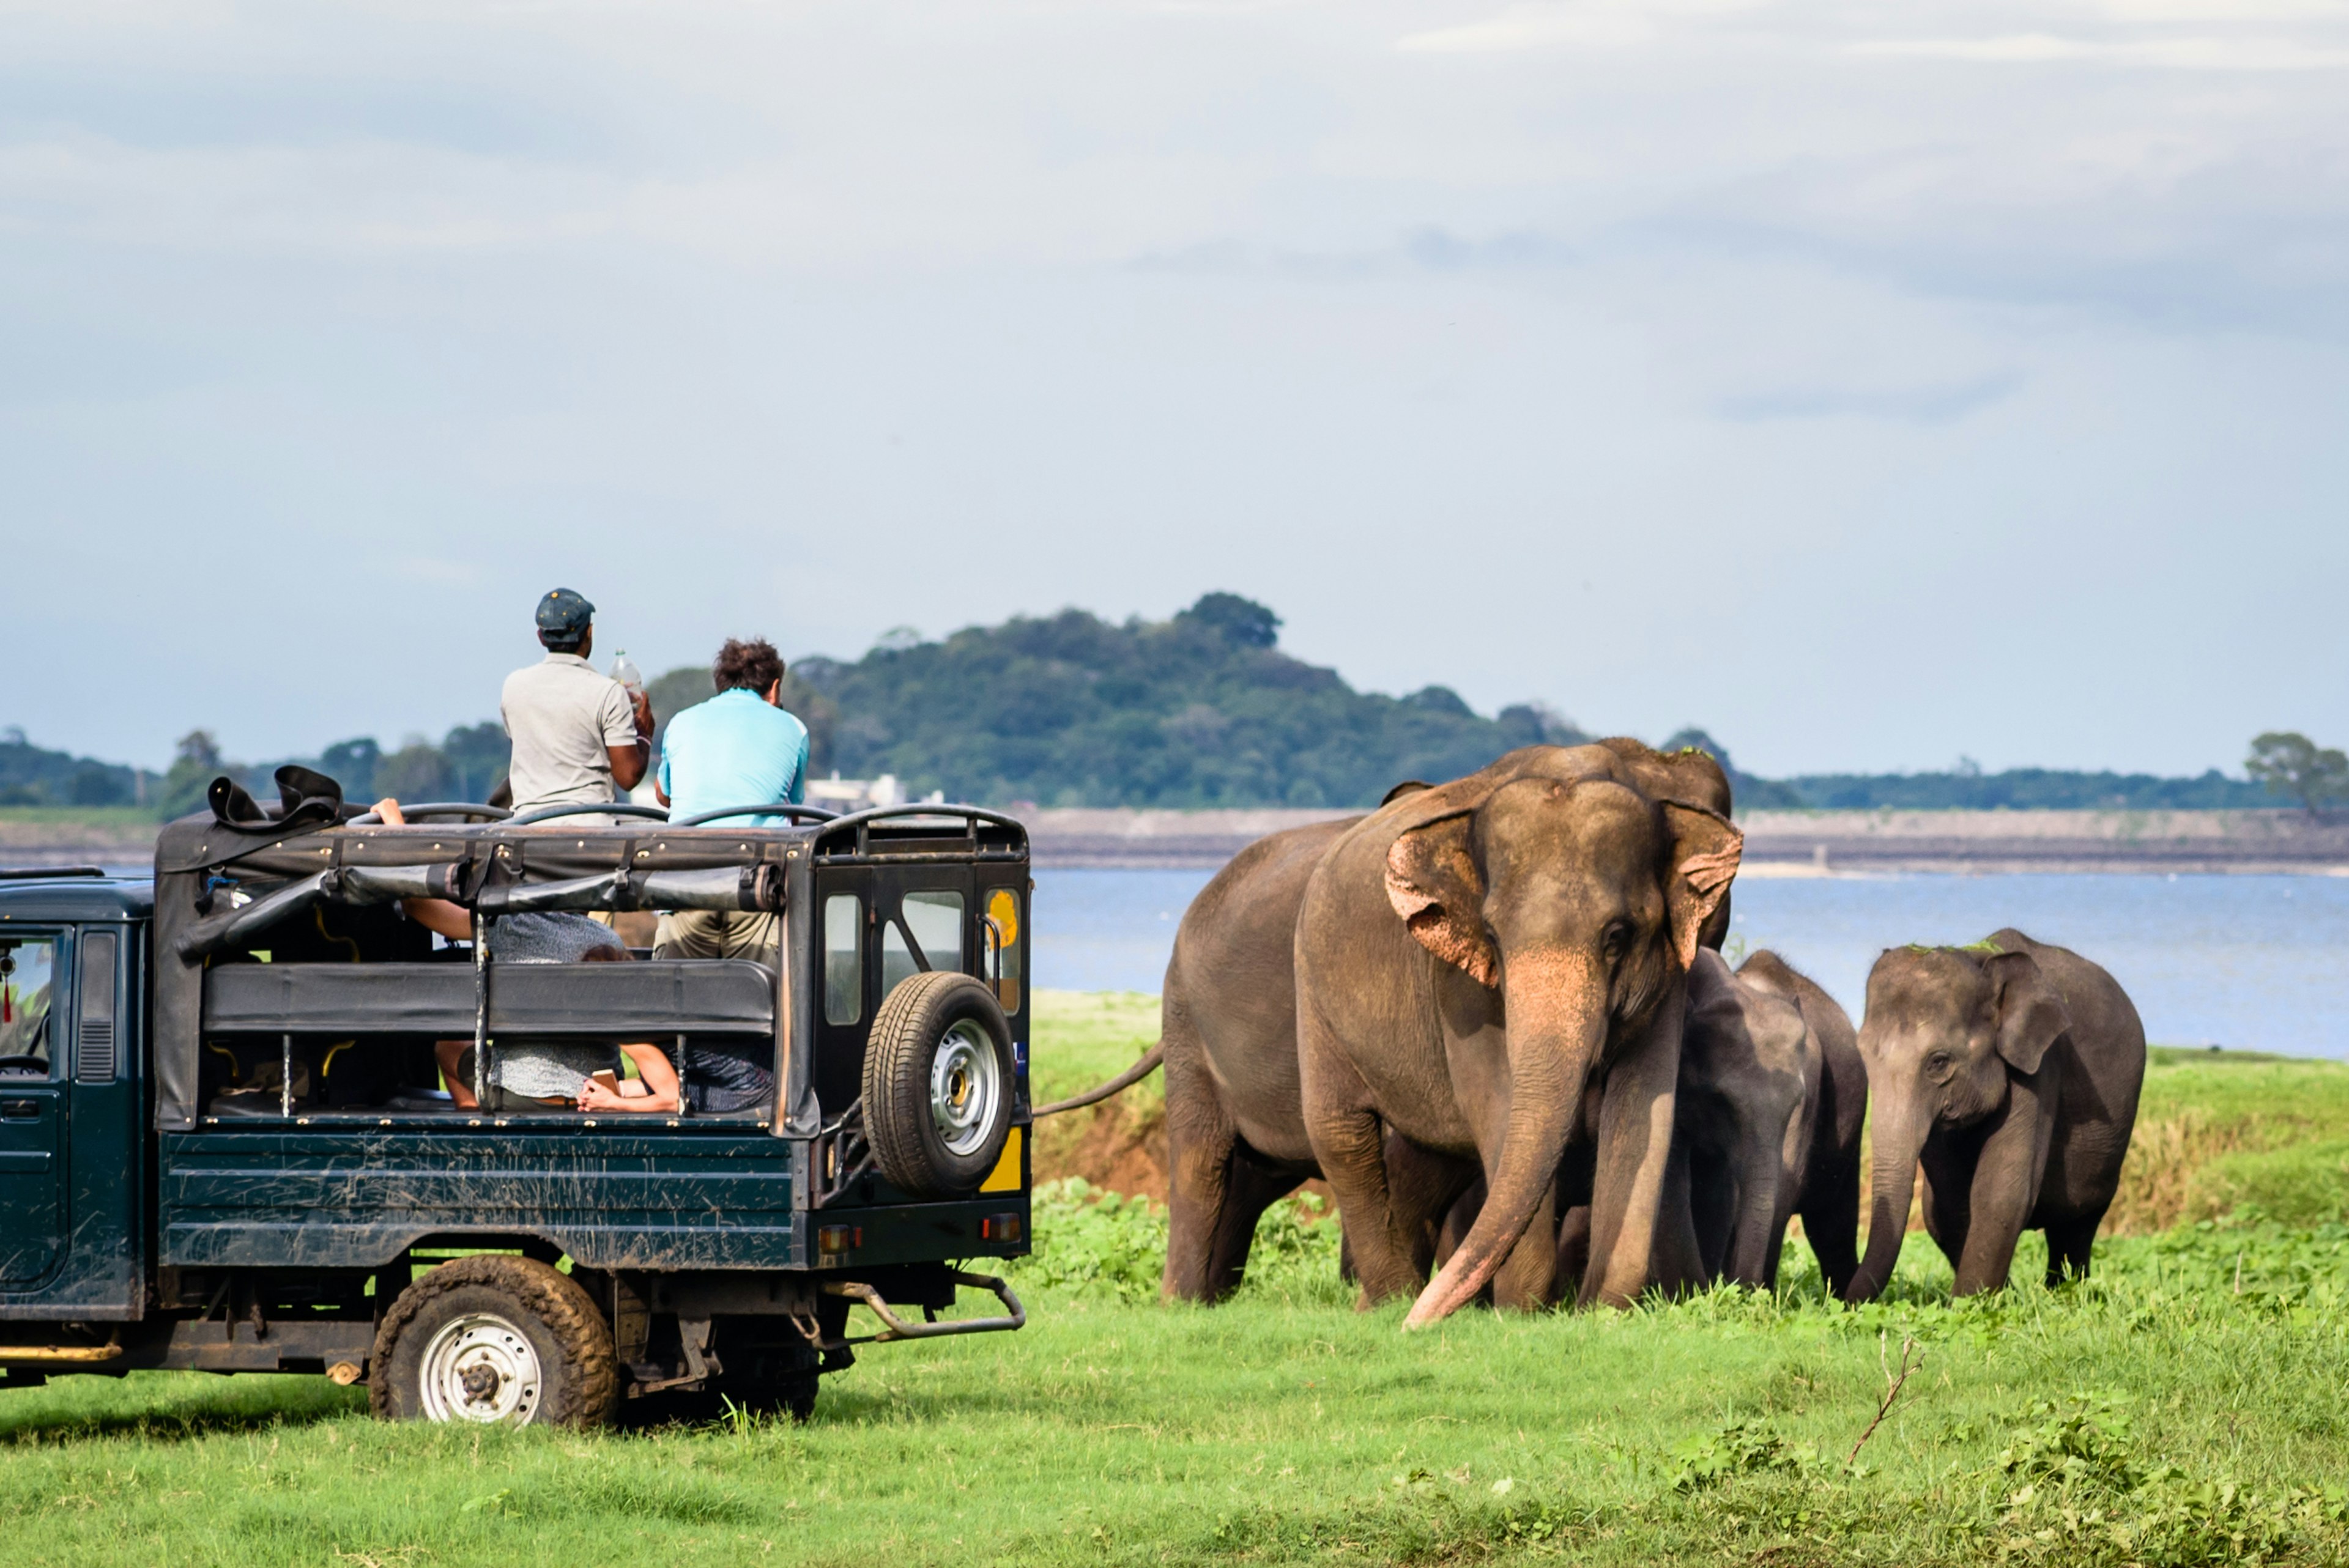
[863,971,1015,1197]
[369,1254,617,1428]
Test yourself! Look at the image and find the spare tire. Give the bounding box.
[863,971,1015,1197]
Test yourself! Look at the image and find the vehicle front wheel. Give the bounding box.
[370,1255,617,1428]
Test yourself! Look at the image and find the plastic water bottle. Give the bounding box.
[610,651,644,699]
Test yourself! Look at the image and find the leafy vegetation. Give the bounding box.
[0,728,141,808]
[789,594,1588,807]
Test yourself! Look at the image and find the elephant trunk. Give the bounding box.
[1404,952,1604,1328]
[1844,1103,1923,1303]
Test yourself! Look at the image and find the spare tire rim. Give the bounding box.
[418,1312,543,1424]
[930,1021,1001,1158]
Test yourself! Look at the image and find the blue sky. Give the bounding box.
[4,0,2345,777]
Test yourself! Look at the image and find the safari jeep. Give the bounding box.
[0,786,1032,1425]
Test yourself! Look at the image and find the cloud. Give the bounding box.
[1395,5,1657,53]
[1713,372,2025,423]
[1848,33,2349,70]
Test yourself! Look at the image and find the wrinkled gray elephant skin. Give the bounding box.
[1159,815,1357,1303]
[1844,930,2145,1302]
[1296,744,1741,1326]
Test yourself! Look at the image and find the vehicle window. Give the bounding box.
[985,887,1022,1014]
[0,937,58,1078]
[882,890,965,997]
[823,894,862,1026]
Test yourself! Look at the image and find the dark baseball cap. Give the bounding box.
[536,588,595,635]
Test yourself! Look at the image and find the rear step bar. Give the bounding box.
[822,1271,1025,1343]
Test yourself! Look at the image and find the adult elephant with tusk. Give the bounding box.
[1842,930,2145,1303]
[1296,745,1742,1326]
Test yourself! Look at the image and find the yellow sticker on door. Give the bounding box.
[981,1126,1023,1193]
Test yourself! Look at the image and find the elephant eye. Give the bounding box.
[1600,921,1629,962]
[1926,1051,1954,1074]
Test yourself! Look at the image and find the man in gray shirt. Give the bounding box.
[500,588,654,819]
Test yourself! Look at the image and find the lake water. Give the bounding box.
[1031,868,2349,1060]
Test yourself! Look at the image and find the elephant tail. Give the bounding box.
[1033,1042,1165,1117]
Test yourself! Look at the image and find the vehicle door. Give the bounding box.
[805,864,976,1117]
[0,931,65,1290]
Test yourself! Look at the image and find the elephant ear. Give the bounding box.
[1986,951,2068,1074]
[1384,807,1497,988]
[1661,803,1742,972]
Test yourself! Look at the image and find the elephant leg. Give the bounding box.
[1490,1186,1560,1310]
[1434,1183,1481,1273]
[1799,1157,1862,1300]
[1554,1204,1592,1292]
[1302,1043,1421,1309]
[1649,1134,1708,1298]
[1951,1091,2052,1296]
[1384,1131,1480,1282]
[1162,1019,1245,1302]
[1204,1142,1307,1296]
[2043,1209,2103,1289]
[1580,996,1686,1309]
[1917,1139,1971,1278]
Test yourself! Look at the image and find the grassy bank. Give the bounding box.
[1,994,2344,1567]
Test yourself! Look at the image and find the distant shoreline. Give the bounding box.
[1023,806,2349,874]
[9,805,2349,876]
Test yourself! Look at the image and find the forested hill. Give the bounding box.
[785,593,1589,808]
[0,591,2287,813]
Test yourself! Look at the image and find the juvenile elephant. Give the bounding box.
[1734,952,1866,1292]
[1679,949,1866,1291]
[1843,930,2145,1301]
[1297,745,1741,1325]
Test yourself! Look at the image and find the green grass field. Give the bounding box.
[3,993,2346,1567]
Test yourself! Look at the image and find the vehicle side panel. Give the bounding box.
[158,1130,804,1271]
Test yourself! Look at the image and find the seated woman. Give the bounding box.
[374,797,682,1115]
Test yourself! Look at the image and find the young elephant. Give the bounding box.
[1734,950,1866,1296]
[1844,930,2145,1301]
[1677,950,1820,1290]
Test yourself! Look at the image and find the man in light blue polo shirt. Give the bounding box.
[653,637,811,963]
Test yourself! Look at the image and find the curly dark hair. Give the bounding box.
[712,637,785,695]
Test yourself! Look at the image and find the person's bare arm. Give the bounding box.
[606,690,655,792]
[581,1044,680,1114]
[371,801,477,940]
[401,898,473,942]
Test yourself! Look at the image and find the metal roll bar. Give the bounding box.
[346,802,513,826]
[812,804,1030,862]
[673,802,841,827]
[502,802,672,827]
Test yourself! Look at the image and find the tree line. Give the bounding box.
[0,594,2334,815]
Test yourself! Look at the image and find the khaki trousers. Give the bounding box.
[653,908,781,963]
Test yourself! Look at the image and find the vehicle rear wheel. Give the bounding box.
[370,1255,617,1428]
[863,971,1015,1197]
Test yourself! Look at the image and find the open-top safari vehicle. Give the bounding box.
[0,774,1033,1424]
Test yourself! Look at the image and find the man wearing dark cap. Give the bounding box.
[499,588,654,820]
